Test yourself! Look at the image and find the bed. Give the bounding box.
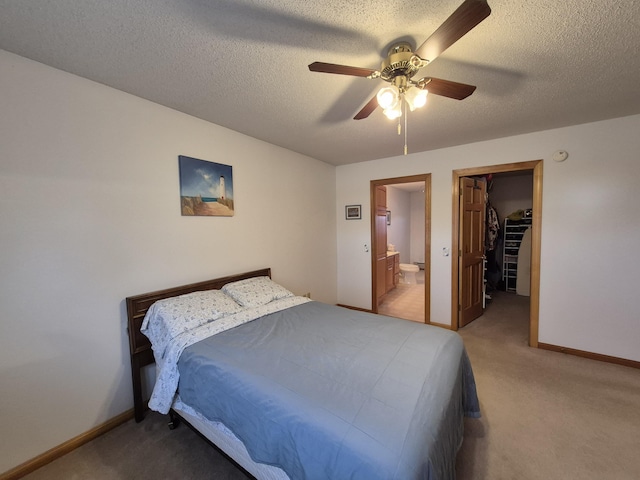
[126,268,480,480]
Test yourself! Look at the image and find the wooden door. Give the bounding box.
[459,177,486,327]
[375,186,387,305]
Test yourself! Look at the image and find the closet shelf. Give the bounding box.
[502,217,532,292]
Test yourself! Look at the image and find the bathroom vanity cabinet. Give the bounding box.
[375,187,400,306]
[375,185,388,306]
[386,252,400,292]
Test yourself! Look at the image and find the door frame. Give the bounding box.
[451,160,543,347]
[371,174,431,323]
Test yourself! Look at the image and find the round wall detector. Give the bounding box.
[553,150,569,162]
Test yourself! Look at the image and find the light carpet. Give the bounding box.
[456,291,640,479]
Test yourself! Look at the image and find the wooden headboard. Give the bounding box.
[125,268,271,422]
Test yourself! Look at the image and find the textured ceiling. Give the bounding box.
[1,0,639,166]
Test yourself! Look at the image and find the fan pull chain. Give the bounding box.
[404,108,408,155]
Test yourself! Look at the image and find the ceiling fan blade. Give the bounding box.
[423,77,477,100]
[354,95,379,120]
[309,62,377,78]
[415,0,491,63]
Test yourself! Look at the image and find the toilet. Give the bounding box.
[399,263,420,284]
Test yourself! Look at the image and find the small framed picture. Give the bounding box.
[345,204,362,220]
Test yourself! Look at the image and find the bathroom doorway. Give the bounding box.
[370,174,431,323]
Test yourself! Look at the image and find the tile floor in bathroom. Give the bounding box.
[378,270,426,323]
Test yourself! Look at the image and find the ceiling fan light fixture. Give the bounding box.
[383,102,402,120]
[376,85,400,110]
[307,0,492,154]
[404,87,428,111]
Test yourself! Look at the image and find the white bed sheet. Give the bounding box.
[173,397,290,480]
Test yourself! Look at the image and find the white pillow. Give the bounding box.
[222,276,294,308]
[141,289,242,358]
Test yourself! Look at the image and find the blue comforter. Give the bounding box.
[178,301,480,480]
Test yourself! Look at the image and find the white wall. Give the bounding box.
[336,114,640,363]
[0,50,337,473]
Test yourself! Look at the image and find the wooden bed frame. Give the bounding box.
[125,268,271,423]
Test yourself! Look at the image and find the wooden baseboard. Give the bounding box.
[426,321,453,330]
[336,303,373,313]
[0,408,135,480]
[538,343,640,369]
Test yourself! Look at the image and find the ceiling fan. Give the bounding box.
[308,0,491,121]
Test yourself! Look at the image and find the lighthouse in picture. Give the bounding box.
[219,175,225,200]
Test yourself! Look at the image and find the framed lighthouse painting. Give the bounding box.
[178,155,234,217]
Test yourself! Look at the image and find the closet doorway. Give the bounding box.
[451,160,542,347]
[370,174,431,323]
